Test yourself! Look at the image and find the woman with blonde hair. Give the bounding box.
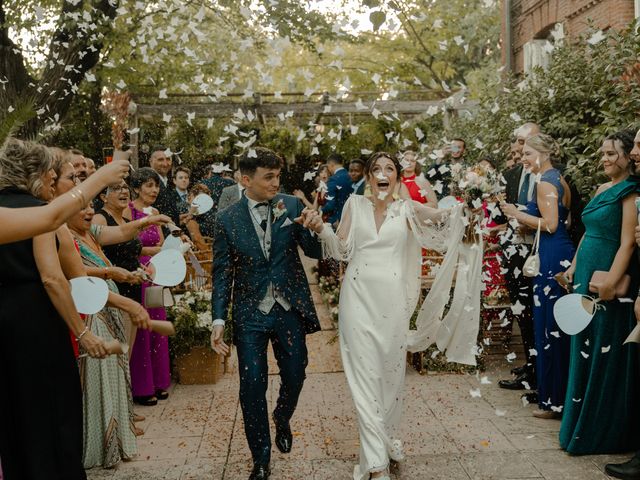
[0,142,130,245]
[0,138,110,480]
[501,133,574,419]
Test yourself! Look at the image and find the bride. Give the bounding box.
[308,152,450,480]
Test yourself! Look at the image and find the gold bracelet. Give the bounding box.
[76,325,89,342]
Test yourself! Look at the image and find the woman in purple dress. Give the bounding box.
[125,168,171,405]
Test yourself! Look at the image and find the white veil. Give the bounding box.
[404,201,483,366]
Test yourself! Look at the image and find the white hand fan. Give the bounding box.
[149,249,187,287]
[553,293,597,335]
[161,235,183,251]
[190,194,214,215]
[70,276,109,314]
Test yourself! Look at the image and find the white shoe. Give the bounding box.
[389,438,405,462]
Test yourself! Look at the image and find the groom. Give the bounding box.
[210,147,324,480]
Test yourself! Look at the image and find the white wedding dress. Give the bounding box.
[319,195,481,479]
[319,195,482,480]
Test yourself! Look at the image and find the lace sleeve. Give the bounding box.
[404,200,463,253]
[317,195,357,261]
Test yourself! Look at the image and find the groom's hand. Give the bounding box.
[307,212,324,233]
[294,207,314,225]
[295,208,324,233]
[210,325,229,355]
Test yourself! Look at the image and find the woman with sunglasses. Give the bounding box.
[94,183,146,300]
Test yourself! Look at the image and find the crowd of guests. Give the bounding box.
[0,140,248,480]
[2,122,640,479]
[287,124,640,478]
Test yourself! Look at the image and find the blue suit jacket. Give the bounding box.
[322,168,352,224]
[212,193,323,334]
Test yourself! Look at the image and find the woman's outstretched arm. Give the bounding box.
[0,160,130,244]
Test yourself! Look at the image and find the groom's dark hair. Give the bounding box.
[239,147,283,177]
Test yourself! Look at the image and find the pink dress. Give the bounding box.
[128,203,171,397]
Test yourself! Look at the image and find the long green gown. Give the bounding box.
[559,177,640,454]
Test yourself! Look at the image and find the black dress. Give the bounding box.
[0,189,86,480]
[97,208,143,300]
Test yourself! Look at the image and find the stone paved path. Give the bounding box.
[87,259,628,479]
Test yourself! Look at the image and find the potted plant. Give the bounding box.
[168,291,231,384]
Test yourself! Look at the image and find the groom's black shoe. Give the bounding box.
[273,415,293,453]
[249,463,271,480]
[605,454,640,479]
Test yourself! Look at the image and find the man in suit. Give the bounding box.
[497,123,540,394]
[172,166,191,218]
[322,153,352,225]
[349,158,366,195]
[149,146,181,227]
[198,163,235,236]
[210,147,323,480]
[217,170,244,212]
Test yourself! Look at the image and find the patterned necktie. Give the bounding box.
[518,172,531,205]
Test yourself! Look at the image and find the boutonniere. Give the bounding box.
[272,199,287,221]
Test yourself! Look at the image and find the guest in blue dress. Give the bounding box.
[501,133,575,419]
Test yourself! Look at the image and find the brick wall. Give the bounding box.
[504,0,636,73]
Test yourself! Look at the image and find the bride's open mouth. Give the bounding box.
[377,179,390,190]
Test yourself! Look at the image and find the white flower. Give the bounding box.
[450,163,464,174]
[196,311,213,330]
[272,199,287,220]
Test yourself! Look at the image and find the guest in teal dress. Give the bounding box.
[560,130,640,455]
[501,133,575,419]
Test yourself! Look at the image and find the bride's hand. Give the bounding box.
[295,209,324,233]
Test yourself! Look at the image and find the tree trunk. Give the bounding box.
[0,0,119,139]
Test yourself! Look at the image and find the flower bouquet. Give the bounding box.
[449,163,503,209]
[449,163,504,243]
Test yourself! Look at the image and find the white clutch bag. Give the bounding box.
[523,219,541,278]
[144,286,175,308]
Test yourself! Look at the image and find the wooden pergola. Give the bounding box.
[128,89,478,166]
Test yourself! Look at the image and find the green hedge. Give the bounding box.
[444,23,640,198]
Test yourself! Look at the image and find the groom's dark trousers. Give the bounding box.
[212,193,322,465]
[236,305,307,463]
